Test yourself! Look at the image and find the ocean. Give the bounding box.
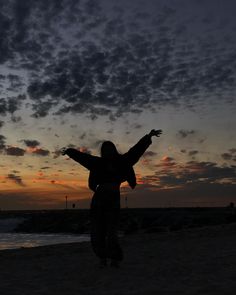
[0,233,90,250]
[0,218,90,250]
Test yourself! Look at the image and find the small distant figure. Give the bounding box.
[62,129,162,268]
[65,195,68,210]
[229,202,234,208]
[72,203,76,209]
[228,202,235,215]
[125,196,128,209]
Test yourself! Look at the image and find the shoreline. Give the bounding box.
[0,232,90,251]
[1,223,236,294]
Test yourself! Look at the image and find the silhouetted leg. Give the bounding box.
[90,194,107,260]
[106,208,123,262]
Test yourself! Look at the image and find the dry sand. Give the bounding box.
[0,223,236,295]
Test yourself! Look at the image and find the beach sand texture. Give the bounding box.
[0,223,236,295]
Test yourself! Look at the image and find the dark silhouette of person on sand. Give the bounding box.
[61,129,162,268]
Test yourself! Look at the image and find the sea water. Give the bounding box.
[0,233,90,250]
[0,218,90,250]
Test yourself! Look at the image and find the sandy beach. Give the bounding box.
[0,223,236,295]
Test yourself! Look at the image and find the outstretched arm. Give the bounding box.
[61,148,99,170]
[123,129,162,166]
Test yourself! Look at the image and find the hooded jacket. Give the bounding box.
[65,134,152,192]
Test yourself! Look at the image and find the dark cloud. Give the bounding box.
[5,146,25,156]
[229,148,236,154]
[22,139,40,147]
[188,150,199,157]
[11,170,20,173]
[50,180,76,190]
[53,143,79,158]
[155,156,177,169]
[0,120,4,128]
[7,74,25,91]
[177,130,196,138]
[221,149,236,161]
[6,173,25,186]
[0,0,235,120]
[11,115,22,123]
[162,156,175,162]
[79,132,87,140]
[221,153,232,161]
[144,160,236,188]
[0,134,6,149]
[31,100,56,118]
[0,98,9,115]
[0,137,50,157]
[199,138,206,144]
[143,151,157,157]
[31,148,50,156]
[184,161,236,183]
[53,148,63,159]
[133,124,142,129]
[26,164,34,168]
[0,95,26,116]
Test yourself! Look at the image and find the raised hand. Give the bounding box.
[61,147,67,155]
[149,129,162,137]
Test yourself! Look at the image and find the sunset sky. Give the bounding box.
[0,0,236,210]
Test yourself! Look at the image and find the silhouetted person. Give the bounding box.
[62,129,162,267]
[229,202,235,215]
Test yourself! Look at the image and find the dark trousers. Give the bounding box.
[90,188,123,261]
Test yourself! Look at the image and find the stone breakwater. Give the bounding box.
[1,207,235,234]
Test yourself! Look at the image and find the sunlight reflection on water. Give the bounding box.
[0,233,90,250]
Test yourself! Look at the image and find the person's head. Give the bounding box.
[101,141,119,159]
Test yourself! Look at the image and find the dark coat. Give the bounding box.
[66,134,152,191]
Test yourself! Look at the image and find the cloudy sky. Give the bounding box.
[0,0,236,209]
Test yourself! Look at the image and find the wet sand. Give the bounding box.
[0,223,236,295]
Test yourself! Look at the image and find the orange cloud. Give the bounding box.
[26,147,50,156]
